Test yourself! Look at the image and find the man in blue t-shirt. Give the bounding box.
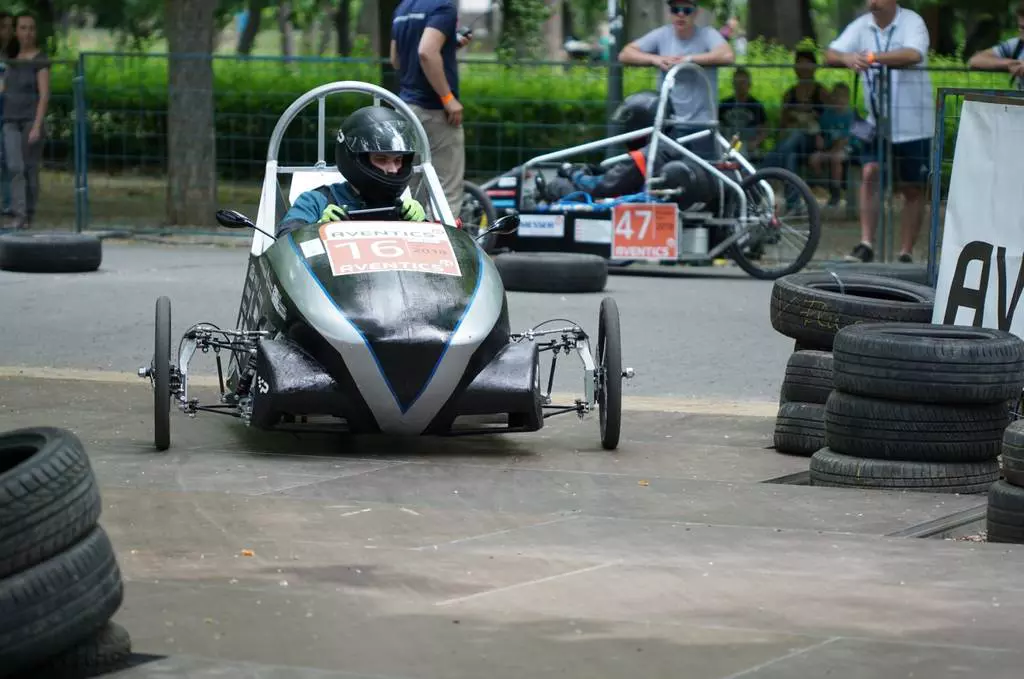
[390,0,472,217]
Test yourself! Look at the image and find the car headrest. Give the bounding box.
[289,170,346,204]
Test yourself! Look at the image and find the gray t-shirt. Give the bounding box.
[2,52,50,123]
[631,25,726,125]
[995,37,1023,90]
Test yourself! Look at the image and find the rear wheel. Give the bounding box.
[728,167,821,280]
[596,297,622,450]
[153,296,171,451]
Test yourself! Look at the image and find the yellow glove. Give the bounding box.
[398,197,426,221]
[317,203,349,224]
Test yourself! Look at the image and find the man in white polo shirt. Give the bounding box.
[826,0,934,264]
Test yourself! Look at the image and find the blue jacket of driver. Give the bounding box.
[277,183,363,237]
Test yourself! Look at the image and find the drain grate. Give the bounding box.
[885,505,987,539]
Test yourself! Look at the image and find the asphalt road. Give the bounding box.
[0,240,794,403]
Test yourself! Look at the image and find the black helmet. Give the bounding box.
[335,105,418,206]
[611,91,673,150]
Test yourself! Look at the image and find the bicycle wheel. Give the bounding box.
[727,167,822,280]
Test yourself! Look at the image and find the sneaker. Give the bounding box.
[898,253,913,263]
[845,243,874,263]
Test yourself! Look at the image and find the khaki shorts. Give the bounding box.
[407,104,466,220]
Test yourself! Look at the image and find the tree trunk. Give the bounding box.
[318,1,334,55]
[624,0,663,43]
[378,0,400,91]
[359,0,380,54]
[746,0,815,49]
[544,0,563,59]
[237,0,266,54]
[336,0,353,55]
[165,0,218,228]
[278,1,295,59]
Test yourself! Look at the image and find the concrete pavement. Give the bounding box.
[0,241,793,403]
[2,242,1023,678]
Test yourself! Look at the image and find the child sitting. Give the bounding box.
[810,82,855,207]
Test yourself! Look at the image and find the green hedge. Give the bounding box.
[41,41,1015,181]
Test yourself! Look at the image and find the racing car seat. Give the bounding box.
[288,170,347,205]
[287,170,414,207]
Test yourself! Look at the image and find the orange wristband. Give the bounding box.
[866,51,876,64]
[441,92,455,105]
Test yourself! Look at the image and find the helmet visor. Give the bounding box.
[339,118,419,154]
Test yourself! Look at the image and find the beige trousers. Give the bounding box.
[407,104,465,221]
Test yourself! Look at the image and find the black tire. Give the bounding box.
[728,167,822,280]
[493,252,608,293]
[460,181,498,253]
[832,323,1024,405]
[0,526,125,677]
[823,391,1009,463]
[773,402,825,456]
[0,427,102,580]
[815,262,931,286]
[1001,420,1024,487]
[153,296,172,451]
[0,232,103,273]
[809,447,999,494]
[769,272,935,350]
[597,296,622,450]
[779,351,833,404]
[987,480,1024,543]
[13,621,132,679]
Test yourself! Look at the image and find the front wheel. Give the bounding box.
[596,296,622,450]
[153,296,172,451]
[727,166,822,280]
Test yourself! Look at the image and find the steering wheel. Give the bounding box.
[344,206,401,221]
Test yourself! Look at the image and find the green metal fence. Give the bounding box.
[29,52,1020,259]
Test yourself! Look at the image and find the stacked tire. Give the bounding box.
[810,323,1024,494]
[774,350,832,456]
[769,273,936,458]
[987,419,1024,543]
[0,427,132,678]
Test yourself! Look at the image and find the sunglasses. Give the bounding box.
[670,5,697,15]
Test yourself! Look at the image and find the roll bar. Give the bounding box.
[264,80,455,226]
[645,60,719,183]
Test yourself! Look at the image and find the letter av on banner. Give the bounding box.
[932,97,1024,337]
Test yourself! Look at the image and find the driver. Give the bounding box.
[542,91,699,203]
[277,105,428,237]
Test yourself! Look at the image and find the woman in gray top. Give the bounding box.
[2,13,50,230]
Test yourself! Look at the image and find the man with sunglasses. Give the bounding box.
[618,0,735,160]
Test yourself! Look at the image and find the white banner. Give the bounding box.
[932,97,1024,339]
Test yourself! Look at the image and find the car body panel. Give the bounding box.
[232,219,520,436]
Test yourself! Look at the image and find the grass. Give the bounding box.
[34,168,942,264]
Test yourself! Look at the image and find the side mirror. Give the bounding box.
[476,213,519,241]
[216,209,256,230]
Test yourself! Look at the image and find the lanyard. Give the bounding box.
[865,16,897,118]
